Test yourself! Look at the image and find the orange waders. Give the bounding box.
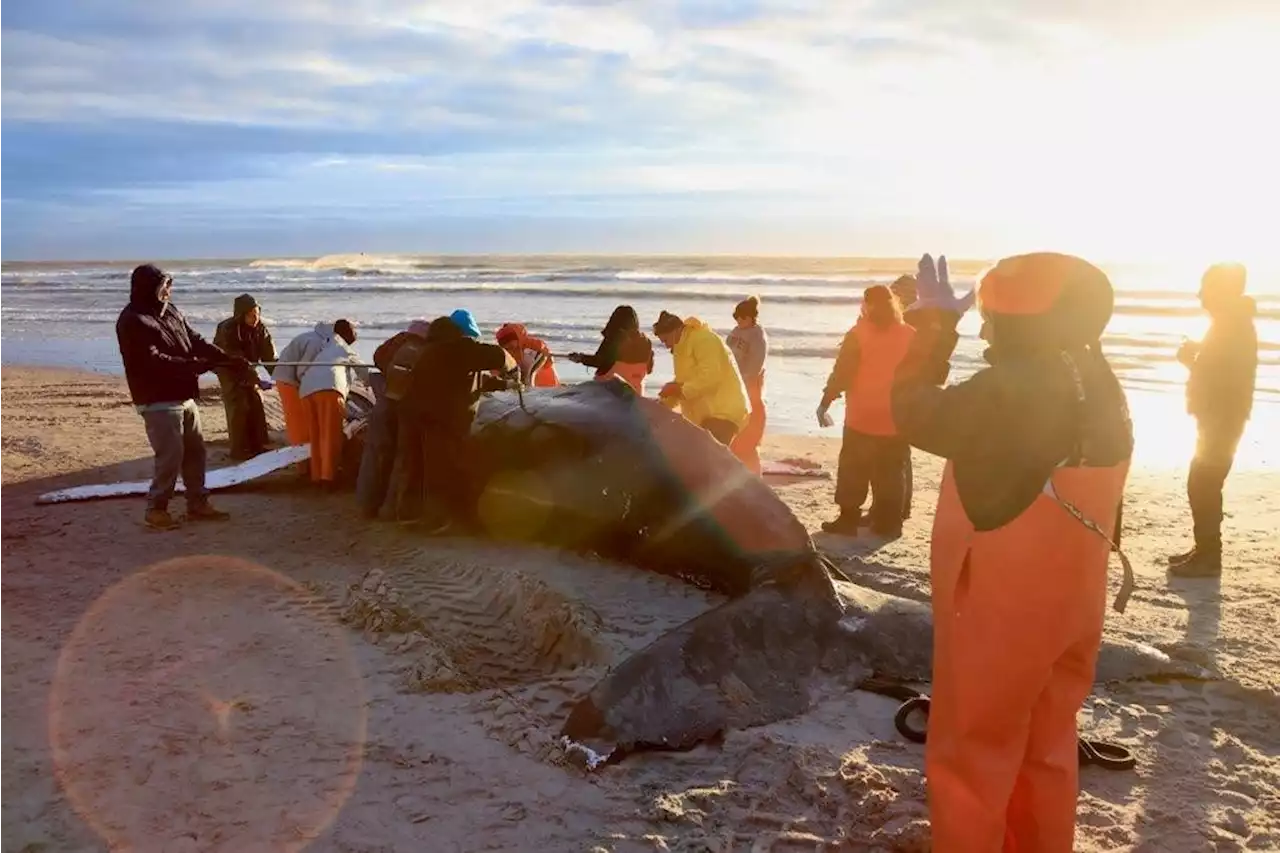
[927,458,1129,852]
[277,381,310,446]
[304,389,346,483]
[731,372,766,474]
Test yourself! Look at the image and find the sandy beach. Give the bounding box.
[3,364,1278,852]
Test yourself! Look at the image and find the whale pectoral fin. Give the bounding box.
[561,584,843,760]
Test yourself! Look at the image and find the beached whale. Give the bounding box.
[468,380,1211,764]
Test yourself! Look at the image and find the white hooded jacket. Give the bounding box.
[275,322,334,386]
[299,336,368,400]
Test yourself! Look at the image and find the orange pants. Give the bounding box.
[278,382,310,446]
[304,390,345,483]
[731,374,766,474]
[927,537,1106,851]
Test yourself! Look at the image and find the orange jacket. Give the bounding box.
[496,323,559,387]
[823,319,915,435]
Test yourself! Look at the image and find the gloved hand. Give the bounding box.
[567,353,586,365]
[913,253,976,315]
[228,355,254,371]
[816,403,834,428]
[658,381,682,400]
[258,378,274,391]
[189,358,213,375]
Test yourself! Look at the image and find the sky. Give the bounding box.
[3,0,1279,263]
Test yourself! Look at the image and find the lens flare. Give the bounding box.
[49,556,365,852]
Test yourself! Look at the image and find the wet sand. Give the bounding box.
[3,365,1278,852]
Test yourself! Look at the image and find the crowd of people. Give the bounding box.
[114,252,1258,850]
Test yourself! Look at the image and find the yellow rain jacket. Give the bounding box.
[664,318,749,430]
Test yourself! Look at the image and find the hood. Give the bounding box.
[233,293,259,320]
[407,319,432,339]
[129,264,169,311]
[496,322,526,346]
[449,309,481,339]
[313,321,335,340]
[428,315,465,342]
[683,317,707,332]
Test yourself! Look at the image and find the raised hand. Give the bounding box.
[913,252,976,315]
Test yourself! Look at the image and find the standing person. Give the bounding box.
[213,293,277,459]
[891,251,1131,852]
[496,323,560,387]
[652,310,748,446]
[274,322,335,456]
[817,285,916,537]
[355,319,431,518]
[298,319,365,489]
[890,271,920,518]
[397,310,515,533]
[1168,262,1258,577]
[115,264,241,529]
[726,295,769,474]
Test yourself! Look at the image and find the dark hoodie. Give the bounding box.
[115,265,230,406]
[1186,296,1258,425]
[214,293,276,386]
[403,316,511,434]
[574,305,653,375]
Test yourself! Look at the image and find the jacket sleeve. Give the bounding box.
[462,340,512,374]
[119,313,196,369]
[678,331,724,402]
[260,328,278,375]
[890,365,1008,460]
[184,318,230,365]
[578,336,616,371]
[821,330,860,405]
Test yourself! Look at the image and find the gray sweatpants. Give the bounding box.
[140,400,209,511]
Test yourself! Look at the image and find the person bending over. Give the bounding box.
[652,310,749,446]
[397,309,516,534]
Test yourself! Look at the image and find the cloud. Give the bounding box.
[4,0,1279,260]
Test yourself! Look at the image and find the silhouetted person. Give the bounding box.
[214,293,276,459]
[1168,263,1258,577]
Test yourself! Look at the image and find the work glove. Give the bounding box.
[566,352,586,365]
[913,253,976,315]
[258,379,274,391]
[816,403,834,428]
[658,381,682,400]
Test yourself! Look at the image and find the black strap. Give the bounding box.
[858,682,1136,772]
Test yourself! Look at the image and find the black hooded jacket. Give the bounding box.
[1186,296,1258,426]
[115,274,230,406]
[403,317,512,434]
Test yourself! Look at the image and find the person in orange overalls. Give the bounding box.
[890,252,1133,852]
[817,285,916,537]
[495,323,560,387]
[726,295,769,474]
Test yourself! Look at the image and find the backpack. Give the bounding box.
[383,338,427,401]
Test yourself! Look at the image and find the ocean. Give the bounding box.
[3,253,1277,470]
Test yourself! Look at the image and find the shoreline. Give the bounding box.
[3,365,1278,851]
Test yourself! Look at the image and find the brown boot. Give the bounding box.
[144,508,182,530]
[186,502,230,522]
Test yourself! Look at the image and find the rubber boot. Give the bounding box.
[1169,550,1222,578]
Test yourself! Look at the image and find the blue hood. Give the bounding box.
[449,308,481,339]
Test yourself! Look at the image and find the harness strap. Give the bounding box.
[1045,352,1134,614]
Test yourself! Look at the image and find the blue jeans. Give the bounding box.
[140,400,209,511]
